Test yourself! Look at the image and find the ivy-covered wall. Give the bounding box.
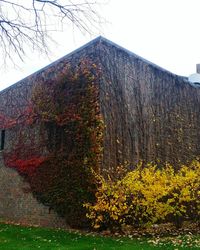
[0,36,200,228]
[0,38,104,228]
[98,38,200,171]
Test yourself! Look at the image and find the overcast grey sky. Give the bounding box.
[1,0,200,90]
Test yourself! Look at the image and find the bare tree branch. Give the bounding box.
[0,0,105,66]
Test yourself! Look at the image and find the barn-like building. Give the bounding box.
[0,36,200,227]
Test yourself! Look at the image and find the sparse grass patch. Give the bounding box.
[0,223,200,249]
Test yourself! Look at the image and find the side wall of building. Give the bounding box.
[0,40,101,227]
[99,40,200,170]
[0,40,101,155]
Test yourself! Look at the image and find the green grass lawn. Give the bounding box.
[0,223,199,250]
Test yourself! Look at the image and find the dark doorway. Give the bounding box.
[1,130,5,150]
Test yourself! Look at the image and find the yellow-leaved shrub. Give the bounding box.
[84,161,200,230]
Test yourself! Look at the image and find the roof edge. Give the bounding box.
[1,36,188,94]
[98,36,187,79]
[0,36,104,94]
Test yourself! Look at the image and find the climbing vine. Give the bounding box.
[1,59,104,227]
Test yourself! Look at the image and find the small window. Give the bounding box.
[1,130,5,150]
